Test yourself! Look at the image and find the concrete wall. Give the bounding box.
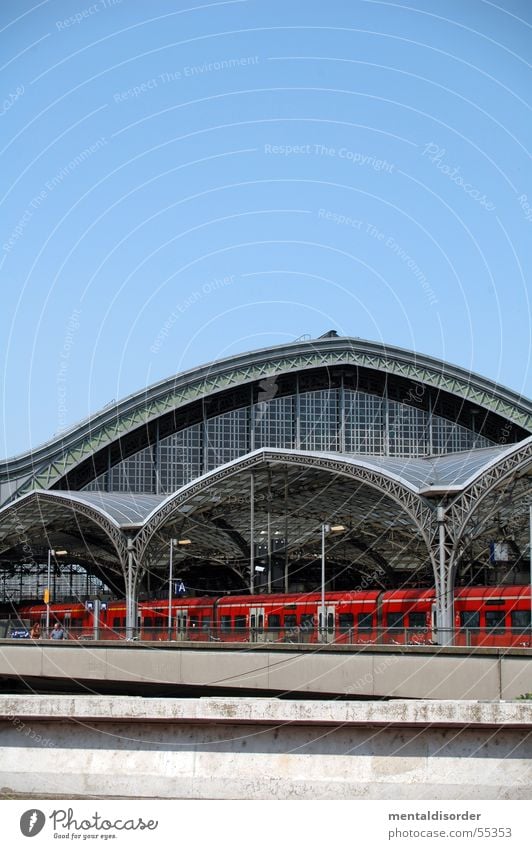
[1,641,530,700]
[0,696,531,800]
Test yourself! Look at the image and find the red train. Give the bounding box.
[16,585,531,647]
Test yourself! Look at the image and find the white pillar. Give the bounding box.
[125,537,137,640]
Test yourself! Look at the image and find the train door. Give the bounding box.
[176,608,188,641]
[318,605,336,643]
[250,607,265,642]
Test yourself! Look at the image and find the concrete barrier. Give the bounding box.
[1,696,531,799]
[1,641,530,699]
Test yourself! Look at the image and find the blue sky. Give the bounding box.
[1,0,531,457]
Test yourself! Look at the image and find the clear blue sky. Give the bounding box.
[1,0,531,458]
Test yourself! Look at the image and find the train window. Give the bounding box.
[327,612,334,633]
[460,611,480,629]
[408,612,426,629]
[234,615,246,631]
[386,612,404,629]
[221,616,232,631]
[357,613,373,630]
[284,614,297,629]
[154,617,164,627]
[144,617,153,628]
[300,613,314,633]
[70,618,83,629]
[339,613,354,633]
[511,610,530,630]
[485,610,506,632]
[268,614,281,629]
[203,617,212,629]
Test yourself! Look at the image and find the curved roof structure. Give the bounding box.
[1,334,530,506]
[0,334,531,606]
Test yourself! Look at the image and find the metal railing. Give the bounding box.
[9,625,531,648]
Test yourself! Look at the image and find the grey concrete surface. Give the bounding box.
[0,696,531,799]
[0,640,530,699]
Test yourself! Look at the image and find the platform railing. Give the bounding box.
[10,625,532,648]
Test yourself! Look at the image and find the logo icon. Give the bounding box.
[20,810,46,837]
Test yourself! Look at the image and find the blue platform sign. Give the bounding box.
[175,581,186,596]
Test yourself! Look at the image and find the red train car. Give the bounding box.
[17,585,531,647]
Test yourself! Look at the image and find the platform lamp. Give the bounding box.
[167,538,191,638]
[45,549,67,632]
[320,524,346,642]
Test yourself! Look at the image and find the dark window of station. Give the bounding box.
[485,610,506,632]
[386,612,404,629]
[234,615,246,631]
[460,611,480,629]
[339,613,354,633]
[357,613,373,630]
[221,615,232,631]
[511,610,530,630]
[268,614,281,629]
[143,617,153,628]
[284,614,297,629]
[408,612,426,629]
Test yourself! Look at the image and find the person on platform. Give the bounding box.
[51,622,65,640]
[30,622,41,639]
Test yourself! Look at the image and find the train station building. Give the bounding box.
[1,332,531,641]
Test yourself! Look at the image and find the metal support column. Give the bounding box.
[125,537,138,640]
[249,472,255,594]
[436,506,454,645]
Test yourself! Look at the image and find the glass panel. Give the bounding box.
[408,612,426,629]
[339,613,354,633]
[511,610,530,630]
[386,612,404,628]
[300,389,339,451]
[357,613,373,630]
[206,409,249,470]
[284,614,297,628]
[221,615,232,631]
[268,614,281,629]
[485,610,506,632]
[460,610,480,629]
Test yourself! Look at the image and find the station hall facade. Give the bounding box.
[0,332,531,641]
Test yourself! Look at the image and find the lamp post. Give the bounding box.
[45,549,53,633]
[45,549,67,634]
[168,538,191,639]
[320,523,345,642]
[167,539,176,639]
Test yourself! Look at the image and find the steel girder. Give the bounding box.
[133,450,437,574]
